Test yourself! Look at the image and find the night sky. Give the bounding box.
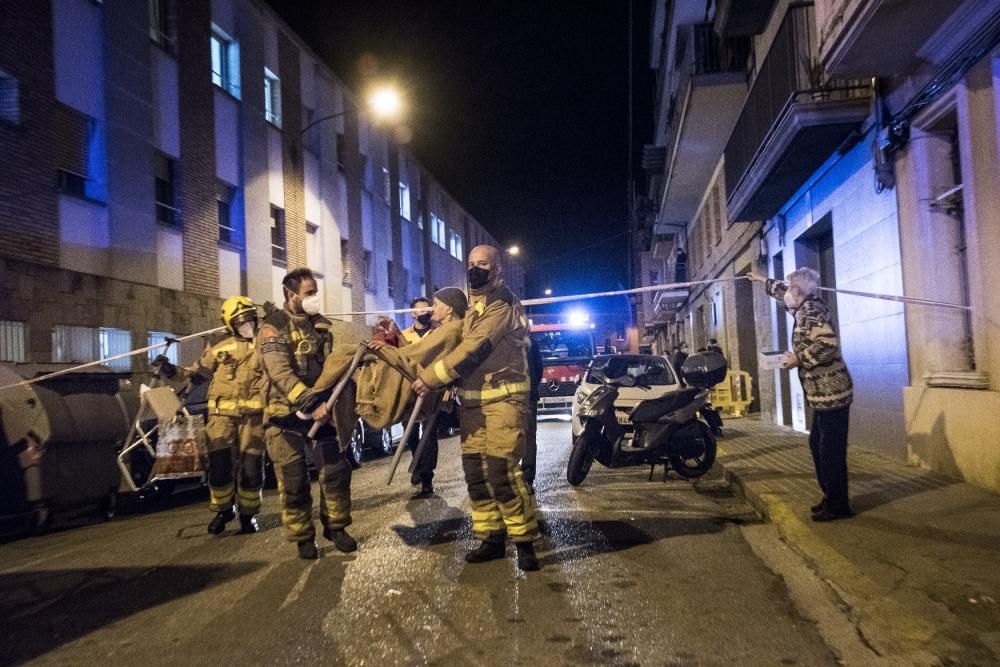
[266,0,653,309]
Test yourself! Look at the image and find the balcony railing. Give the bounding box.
[723,3,869,209]
[691,23,751,75]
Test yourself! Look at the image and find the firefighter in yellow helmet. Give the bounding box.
[152,295,266,535]
[257,268,355,560]
[412,245,540,571]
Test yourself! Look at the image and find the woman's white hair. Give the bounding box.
[786,267,820,298]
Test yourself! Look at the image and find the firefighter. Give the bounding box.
[258,267,355,560]
[400,297,434,345]
[412,246,541,571]
[152,296,266,535]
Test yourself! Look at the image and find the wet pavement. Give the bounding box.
[1,418,838,666]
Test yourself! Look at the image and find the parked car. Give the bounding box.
[572,354,682,440]
[346,420,404,465]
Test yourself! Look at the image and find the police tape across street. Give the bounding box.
[0,275,972,393]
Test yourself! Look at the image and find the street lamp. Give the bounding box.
[299,83,405,140]
[544,288,552,296]
[507,245,520,256]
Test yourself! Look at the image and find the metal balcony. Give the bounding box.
[724,4,870,223]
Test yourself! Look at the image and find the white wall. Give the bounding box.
[215,92,241,186]
[52,0,104,119]
[157,227,184,291]
[59,195,109,276]
[218,246,241,298]
[152,49,179,158]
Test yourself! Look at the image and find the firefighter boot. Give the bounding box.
[516,542,540,571]
[464,540,505,564]
[208,509,235,535]
[323,527,358,553]
[297,540,319,560]
[238,514,259,534]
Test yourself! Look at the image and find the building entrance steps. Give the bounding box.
[717,416,1000,666]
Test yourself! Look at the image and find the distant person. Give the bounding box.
[401,297,434,346]
[372,316,404,348]
[521,334,544,492]
[673,341,689,376]
[706,338,723,355]
[750,267,854,521]
[675,247,688,283]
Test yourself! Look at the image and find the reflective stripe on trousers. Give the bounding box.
[205,414,265,515]
[459,397,539,543]
[265,425,352,542]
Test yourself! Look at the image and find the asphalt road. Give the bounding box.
[0,418,838,666]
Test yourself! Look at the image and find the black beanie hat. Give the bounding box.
[433,287,468,319]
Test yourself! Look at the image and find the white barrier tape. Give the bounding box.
[0,275,972,393]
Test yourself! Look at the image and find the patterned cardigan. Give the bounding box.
[766,279,853,411]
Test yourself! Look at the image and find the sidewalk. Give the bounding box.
[716,416,1000,666]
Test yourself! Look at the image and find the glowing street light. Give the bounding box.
[544,288,552,296]
[507,245,520,256]
[367,84,404,122]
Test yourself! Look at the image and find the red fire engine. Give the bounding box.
[529,322,596,413]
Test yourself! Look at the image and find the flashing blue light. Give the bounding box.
[566,308,590,328]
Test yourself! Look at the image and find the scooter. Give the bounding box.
[566,351,726,486]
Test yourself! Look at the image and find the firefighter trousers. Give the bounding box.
[265,424,352,543]
[205,414,265,516]
[459,396,539,544]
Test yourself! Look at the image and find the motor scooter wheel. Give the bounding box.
[567,432,597,486]
[669,421,717,479]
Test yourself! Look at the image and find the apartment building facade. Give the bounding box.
[636,0,1000,492]
[0,0,517,370]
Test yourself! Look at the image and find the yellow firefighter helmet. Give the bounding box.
[221,295,258,337]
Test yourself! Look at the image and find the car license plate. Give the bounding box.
[616,412,631,425]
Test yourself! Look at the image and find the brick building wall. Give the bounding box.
[0,1,59,267]
[176,0,219,297]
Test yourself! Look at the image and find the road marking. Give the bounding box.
[280,560,316,611]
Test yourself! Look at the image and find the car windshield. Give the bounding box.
[531,330,594,360]
[586,356,676,386]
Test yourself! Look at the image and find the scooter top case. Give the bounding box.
[680,351,728,388]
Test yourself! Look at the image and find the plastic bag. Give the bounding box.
[150,414,207,478]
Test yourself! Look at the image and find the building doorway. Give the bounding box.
[773,251,793,426]
[735,264,760,413]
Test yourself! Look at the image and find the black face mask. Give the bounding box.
[416,313,433,326]
[468,266,491,290]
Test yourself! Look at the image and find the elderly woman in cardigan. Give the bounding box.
[749,266,854,521]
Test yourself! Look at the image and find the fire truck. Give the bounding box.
[529,322,596,414]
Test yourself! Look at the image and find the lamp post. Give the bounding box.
[298,84,404,144]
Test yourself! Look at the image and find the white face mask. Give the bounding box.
[301,294,322,316]
[237,322,255,340]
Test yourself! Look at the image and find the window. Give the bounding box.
[650,270,660,286]
[52,326,98,365]
[387,260,395,298]
[99,327,133,372]
[210,25,240,98]
[147,331,177,365]
[264,67,281,127]
[363,250,373,291]
[155,153,179,226]
[450,230,464,260]
[430,213,439,245]
[217,181,237,245]
[341,238,351,286]
[382,167,391,205]
[0,70,19,124]
[0,321,27,362]
[436,216,447,249]
[54,106,104,202]
[270,205,286,262]
[148,0,176,53]
[399,182,410,220]
[711,184,723,244]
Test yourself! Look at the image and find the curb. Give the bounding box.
[717,449,943,666]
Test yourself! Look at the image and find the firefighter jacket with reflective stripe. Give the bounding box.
[400,324,432,346]
[417,280,530,406]
[179,337,264,416]
[257,308,334,418]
